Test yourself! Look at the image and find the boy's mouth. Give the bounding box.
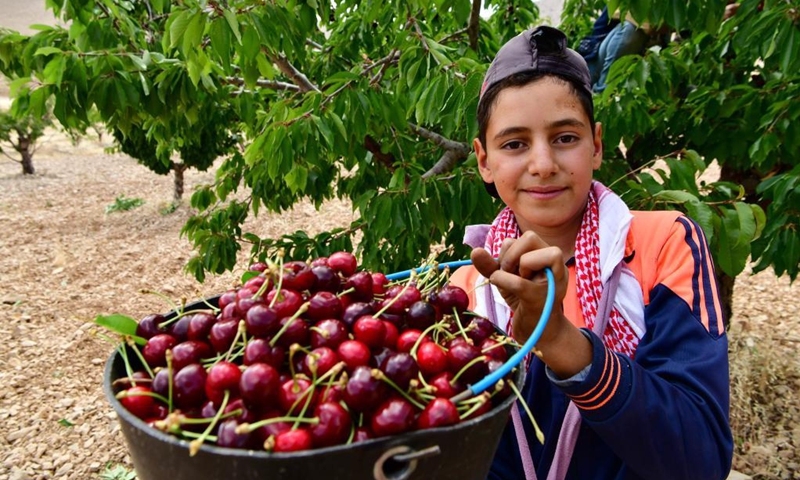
[523,186,566,200]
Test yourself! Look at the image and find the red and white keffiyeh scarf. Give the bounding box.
[483,188,640,358]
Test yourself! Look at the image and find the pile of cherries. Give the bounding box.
[113,252,518,455]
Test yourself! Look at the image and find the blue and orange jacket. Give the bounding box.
[451,211,733,480]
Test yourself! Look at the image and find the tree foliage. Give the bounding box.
[0,0,795,288]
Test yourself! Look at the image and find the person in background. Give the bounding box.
[577,7,620,86]
[450,25,733,479]
[591,10,652,93]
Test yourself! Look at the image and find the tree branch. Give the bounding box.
[439,27,468,44]
[265,51,320,93]
[364,134,396,169]
[409,123,470,154]
[1,150,21,163]
[467,0,482,51]
[223,76,300,91]
[423,149,470,179]
[408,123,471,179]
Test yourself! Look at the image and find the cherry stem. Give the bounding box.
[125,337,154,378]
[450,355,488,385]
[140,289,180,317]
[371,369,425,410]
[509,381,544,445]
[458,392,491,420]
[116,389,170,404]
[117,344,137,386]
[237,416,319,434]
[269,303,310,347]
[373,277,414,318]
[481,339,514,353]
[267,255,285,309]
[181,430,218,442]
[337,287,355,298]
[345,421,355,445]
[223,320,247,363]
[409,320,448,360]
[165,350,174,413]
[190,390,230,456]
[452,308,470,342]
[469,279,492,295]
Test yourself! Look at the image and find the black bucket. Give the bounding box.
[103,297,525,480]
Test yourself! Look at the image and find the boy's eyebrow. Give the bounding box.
[548,118,587,129]
[493,126,529,140]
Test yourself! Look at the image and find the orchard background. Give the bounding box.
[0,1,799,479]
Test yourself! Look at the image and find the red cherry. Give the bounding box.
[396,329,425,354]
[281,261,316,291]
[205,361,242,407]
[217,418,255,449]
[171,340,212,371]
[120,386,155,419]
[435,285,469,314]
[142,334,177,368]
[467,317,496,345]
[370,398,416,437]
[218,290,237,311]
[307,291,343,321]
[480,338,508,362]
[243,338,285,368]
[371,273,389,295]
[273,428,313,452]
[327,251,358,276]
[416,341,448,377]
[235,286,264,316]
[303,346,339,377]
[278,378,317,415]
[187,312,217,342]
[310,319,348,349]
[249,262,268,272]
[274,316,309,348]
[136,314,167,340]
[353,427,373,443]
[343,366,387,412]
[240,363,280,410]
[266,289,303,318]
[173,363,208,409]
[337,340,372,371]
[417,398,459,429]
[345,271,373,301]
[382,321,399,350]
[429,371,464,398]
[353,316,386,350]
[310,402,351,447]
[209,320,239,353]
[447,341,486,384]
[310,257,329,267]
[342,302,375,328]
[245,304,281,337]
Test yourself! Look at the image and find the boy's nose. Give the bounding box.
[526,144,558,178]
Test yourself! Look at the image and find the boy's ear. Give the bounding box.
[473,138,494,183]
[592,122,603,170]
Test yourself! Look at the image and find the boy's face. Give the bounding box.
[473,77,603,235]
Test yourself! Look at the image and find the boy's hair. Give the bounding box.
[475,26,595,197]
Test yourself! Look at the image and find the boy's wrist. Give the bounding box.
[534,312,593,379]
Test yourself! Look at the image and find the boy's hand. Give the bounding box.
[472,232,592,378]
[471,231,568,344]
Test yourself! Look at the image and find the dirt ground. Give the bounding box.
[1,120,799,480]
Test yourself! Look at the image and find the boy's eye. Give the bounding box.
[555,134,579,144]
[501,141,526,150]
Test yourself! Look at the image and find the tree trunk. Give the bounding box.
[173,163,186,202]
[17,135,35,175]
[717,271,735,329]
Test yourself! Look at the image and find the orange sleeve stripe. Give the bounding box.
[571,353,618,406]
[568,348,612,401]
[694,223,725,334]
[575,354,622,411]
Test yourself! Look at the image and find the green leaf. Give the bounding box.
[241,270,260,283]
[169,10,191,49]
[94,314,145,345]
[223,9,242,45]
[653,189,698,204]
[210,18,232,69]
[58,419,74,428]
[733,202,756,248]
[34,46,63,56]
[183,12,207,56]
[751,204,766,241]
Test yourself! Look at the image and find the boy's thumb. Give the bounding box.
[471,247,499,280]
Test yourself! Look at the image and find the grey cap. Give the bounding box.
[478,26,592,107]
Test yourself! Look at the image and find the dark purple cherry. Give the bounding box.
[187,312,217,341]
[306,291,342,321]
[370,398,416,437]
[343,366,387,413]
[173,363,208,409]
[310,319,348,349]
[245,304,280,337]
[380,352,418,390]
[342,302,374,328]
[406,301,437,329]
[136,314,167,340]
[171,340,212,371]
[243,338,285,368]
[311,265,341,292]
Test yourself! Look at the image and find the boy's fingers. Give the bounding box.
[498,232,550,274]
[471,247,500,279]
[518,246,565,280]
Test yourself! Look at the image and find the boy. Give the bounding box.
[450,26,733,479]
